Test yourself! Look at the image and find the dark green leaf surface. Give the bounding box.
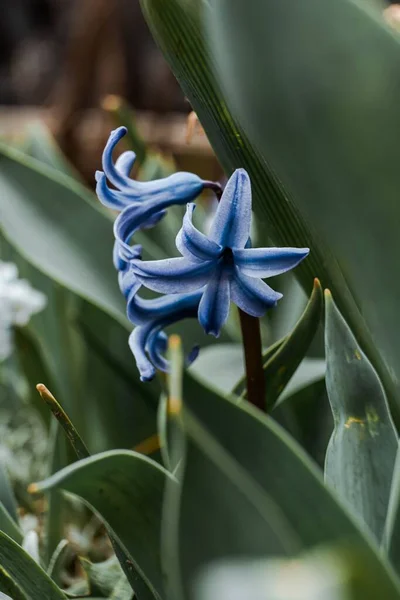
[167,372,400,598]
[0,531,66,599]
[324,292,397,543]
[34,450,176,600]
[207,0,400,416]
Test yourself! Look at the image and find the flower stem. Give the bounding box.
[238,309,265,411]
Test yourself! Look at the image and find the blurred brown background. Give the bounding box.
[0,0,221,182]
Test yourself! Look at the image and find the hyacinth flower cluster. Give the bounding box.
[96,127,309,381]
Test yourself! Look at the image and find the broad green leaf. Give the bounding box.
[0,502,22,544]
[0,531,66,599]
[324,291,397,543]
[0,142,126,325]
[206,0,400,416]
[33,450,176,600]
[169,372,400,599]
[138,0,399,419]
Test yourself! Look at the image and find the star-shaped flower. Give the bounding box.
[130,169,309,337]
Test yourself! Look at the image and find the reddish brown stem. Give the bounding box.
[239,309,265,411]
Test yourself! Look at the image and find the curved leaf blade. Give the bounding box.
[0,531,66,599]
[324,291,397,543]
[33,450,176,600]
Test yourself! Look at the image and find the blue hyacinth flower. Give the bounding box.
[130,169,309,337]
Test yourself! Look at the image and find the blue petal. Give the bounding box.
[102,126,206,199]
[209,169,252,248]
[146,330,169,372]
[115,150,136,177]
[96,171,166,227]
[198,265,231,337]
[129,326,158,382]
[127,289,203,326]
[131,257,215,294]
[128,292,201,381]
[176,203,222,263]
[231,267,282,317]
[233,247,309,277]
[119,266,142,299]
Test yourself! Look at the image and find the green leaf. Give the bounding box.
[324,291,397,543]
[168,372,400,599]
[0,142,126,325]
[206,0,400,416]
[33,450,177,600]
[0,531,66,599]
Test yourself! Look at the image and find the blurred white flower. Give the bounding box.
[0,261,47,361]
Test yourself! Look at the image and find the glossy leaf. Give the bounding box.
[165,372,400,599]
[33,450,176,600]
[0,531,66,599]
[324,291,397,543]
[138,0,398,420]
[206,0,400,415]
